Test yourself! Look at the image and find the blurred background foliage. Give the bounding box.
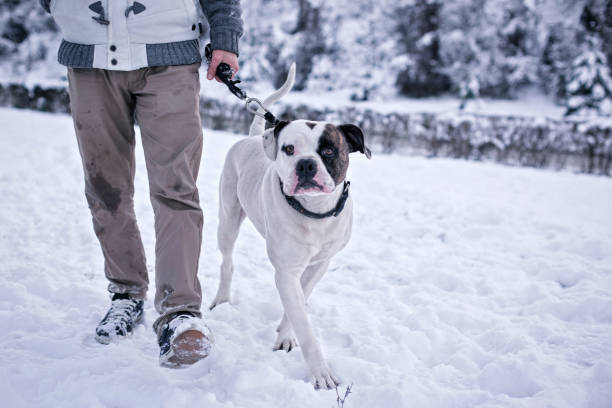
[1,0,612,115]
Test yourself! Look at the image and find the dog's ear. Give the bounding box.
[263,121,290,161]
[338,124,372,159]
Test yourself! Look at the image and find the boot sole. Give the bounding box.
[160,330,211,367]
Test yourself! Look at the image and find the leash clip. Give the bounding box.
[246,98,268,117]
[246,98,280,125]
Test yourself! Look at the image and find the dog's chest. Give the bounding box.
[287,207,352,255]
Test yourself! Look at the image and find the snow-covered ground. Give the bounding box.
[1,108,611,408]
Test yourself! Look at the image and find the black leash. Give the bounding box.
[280,180,351,219]
[205,44,281,126]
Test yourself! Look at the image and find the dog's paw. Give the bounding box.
[273,332,298,352]
[208,294,230,311]
[311,366,341,390]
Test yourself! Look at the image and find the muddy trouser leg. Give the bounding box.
[130,63,204,334]
[67,68,149,299]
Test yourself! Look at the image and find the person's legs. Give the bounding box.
[68,68,149,299]
[130,63,204,334]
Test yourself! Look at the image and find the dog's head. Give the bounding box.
[262,120,371,196]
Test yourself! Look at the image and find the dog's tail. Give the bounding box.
[249,62,296,137]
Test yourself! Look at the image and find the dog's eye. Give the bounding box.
[282,145,295,156]
[320,147,335,157]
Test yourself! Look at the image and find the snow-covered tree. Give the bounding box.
[0,0,61,79]
[564,36,612,116]
[540,22,579,101]
[0,0,608,103]
[394,0,452,97]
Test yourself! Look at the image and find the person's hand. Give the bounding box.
[206,49,239,82]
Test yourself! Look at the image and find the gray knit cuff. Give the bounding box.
[146,39,202,67]
[209,30,240,56]
[58,40,94,68]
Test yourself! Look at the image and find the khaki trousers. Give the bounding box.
[68,63,203,333]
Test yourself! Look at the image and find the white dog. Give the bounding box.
[209,63,371,389]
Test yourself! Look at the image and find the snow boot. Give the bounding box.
[95,293,144,344]
[158,312,214,367]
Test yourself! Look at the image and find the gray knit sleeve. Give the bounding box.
[200,0,244,56]
[39,0,51,13]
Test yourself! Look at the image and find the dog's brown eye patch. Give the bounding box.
[318,124,350,185]
[320,146,335,157]
[281,144,295,156]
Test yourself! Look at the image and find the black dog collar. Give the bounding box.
[280,180,350,219]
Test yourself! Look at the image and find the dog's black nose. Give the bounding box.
[296,159,317,179]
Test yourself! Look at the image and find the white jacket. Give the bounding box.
[44,0,243,71]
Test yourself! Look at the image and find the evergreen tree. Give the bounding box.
[564,36,612,116]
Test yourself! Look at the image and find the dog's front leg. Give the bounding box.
[274,270,340,390]
[275,260,330,352]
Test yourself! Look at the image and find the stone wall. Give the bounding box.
[1,82,610,175]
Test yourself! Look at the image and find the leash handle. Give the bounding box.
[216,62,234,81]
[204,43,247,100]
